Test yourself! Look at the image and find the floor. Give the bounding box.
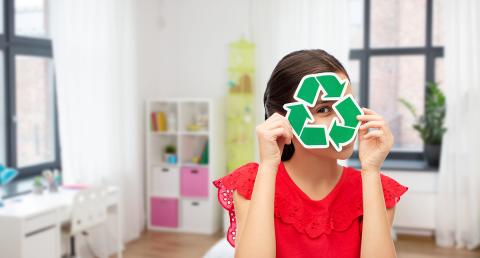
[394,235,480,258]
[121,230,224,258]
[120,231,480,258]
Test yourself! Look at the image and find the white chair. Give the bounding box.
[62,187,109,258]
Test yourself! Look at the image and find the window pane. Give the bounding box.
[432,0,444,46]
[0,1,4,35]
[371,0,426,48]
[349,0,364,48]
[0,52,5,164]
[15,55,56,167]
[15,0,49,38]
[370,56,425,152]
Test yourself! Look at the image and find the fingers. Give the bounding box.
[356,108,385,135]
[363,130,384,140]
[355,108,394,146]
[357,108,383,127]
[270,127,292,144]
[265,118,292,141]
[357,114,383,122]
[266,112,285,122]
[357,123,367,138]
[266,117,291,131]
[267,112,290,126]
[359,120,386,130]
[262,112,293,144]
[362,107,378,115]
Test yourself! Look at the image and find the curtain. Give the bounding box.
[435,0,480,250]
[50,0,144,256]
[250,0,350,159]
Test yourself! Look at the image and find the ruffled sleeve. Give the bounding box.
[380,173,409,209]
[212,162,259,247]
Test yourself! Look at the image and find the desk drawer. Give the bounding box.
[24,225,58,258]
[24,210,58,234]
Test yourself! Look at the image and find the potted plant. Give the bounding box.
[164,145,177,164]
[399,81,447,167]
[32,176,44,195]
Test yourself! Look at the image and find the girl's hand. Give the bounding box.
[256,112,293,167]
[356,108,394,172]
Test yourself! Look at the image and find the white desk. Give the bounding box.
[0,186,122,258]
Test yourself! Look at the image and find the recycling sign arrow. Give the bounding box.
[283,72,364,151]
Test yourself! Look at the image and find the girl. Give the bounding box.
[213,49,408,258]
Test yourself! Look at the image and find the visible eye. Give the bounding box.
[317,106,331,113]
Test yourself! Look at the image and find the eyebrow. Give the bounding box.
[314,100,335,106]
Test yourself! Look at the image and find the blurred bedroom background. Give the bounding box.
[0,0,479,257]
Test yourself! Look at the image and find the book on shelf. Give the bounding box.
[199,141,209,164]
[151,111,167,132]
[151,112,158,131]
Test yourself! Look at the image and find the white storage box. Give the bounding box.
[152,165,180,197]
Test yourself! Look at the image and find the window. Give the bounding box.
[2,0,60,179]
[15,0,49,38]
[349,0,444,162]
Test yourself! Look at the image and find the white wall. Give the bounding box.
[383,170,439,236]
[134,0,252,100]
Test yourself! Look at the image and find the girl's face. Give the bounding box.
[291,72,358,160]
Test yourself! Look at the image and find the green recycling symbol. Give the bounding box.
[282,72,364,151]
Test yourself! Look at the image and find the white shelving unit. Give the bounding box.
[146,98,225,234]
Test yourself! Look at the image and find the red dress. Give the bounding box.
[212,161,408,258]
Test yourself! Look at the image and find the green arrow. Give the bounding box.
[328,119,356,151]
[283,102,313,135]
[333,94,363,128]
[295,76,320,106]
[284,73,363,151]
[299,125,328,147]
[316,73,347,100]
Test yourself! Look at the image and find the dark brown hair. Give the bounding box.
[263,49,350,161]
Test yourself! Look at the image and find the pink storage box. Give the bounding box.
[150,197,178,228]
[180,166,209,197]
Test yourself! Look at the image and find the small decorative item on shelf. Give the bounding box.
[186,113,209,132]
[42,169,58,193]
[53,169,62,188]
[32,176,44,195]
[190,142,208,164]
[191,156,200,164]
[0,164,19,207]
[164,145,177,164]
[167,113,177,132]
